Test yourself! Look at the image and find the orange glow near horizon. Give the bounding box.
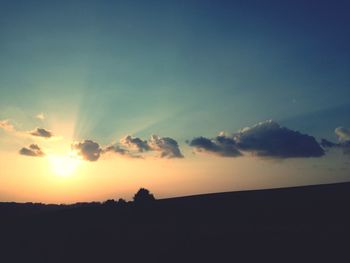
[1,148,349,205]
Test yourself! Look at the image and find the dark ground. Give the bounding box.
[1,182,350,263]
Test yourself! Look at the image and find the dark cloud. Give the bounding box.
[19,144,45,157]
[72,140,101,161]
[234,120,324,158]
[189,120,324,158]
[30,128,53,138]
[120,135,150,152]
[148,135,183,158]
[189,136,241,157]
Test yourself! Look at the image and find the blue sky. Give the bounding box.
[1,0,349,140]
[0,1,350,202]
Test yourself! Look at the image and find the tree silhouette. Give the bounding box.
[133,188,155,203]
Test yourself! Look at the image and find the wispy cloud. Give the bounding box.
[1,119,56,140]
[335,127,350,143]
[36,113,45,121]
[321,127,350,156]
[0,120,15,132]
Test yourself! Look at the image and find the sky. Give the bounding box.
[0,0,350,203]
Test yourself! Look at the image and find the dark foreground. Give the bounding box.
[1,182,350,263]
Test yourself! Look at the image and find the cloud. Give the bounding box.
[19,144,45,157]
[73,135,183,161]
[120,135,150,152]
[322,127,350,156]
[0,120,15,132]
[234,120,324,158]
[148,135,183,158]
[102,144,142,158]
[29,128,53,138]
[188,120,324,158]
[103,145,128,155]
[335,127,350,142]
[320,138,338,148]
[118,134,183,159]
[189,136,241,157]
[36,113,45,120]
[1,120,56,140]
[72,140,102,161]
[321,139,350,156]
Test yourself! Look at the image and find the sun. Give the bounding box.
[48,153,81,177]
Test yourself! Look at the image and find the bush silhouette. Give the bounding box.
[116,198,127,207]
[133,188,155,203]
[103,199,116,207]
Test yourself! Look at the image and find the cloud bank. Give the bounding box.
[6,114,344,162]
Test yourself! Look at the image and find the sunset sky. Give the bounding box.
[1,0,349,203]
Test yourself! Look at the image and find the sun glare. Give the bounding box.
[48,154,81,177]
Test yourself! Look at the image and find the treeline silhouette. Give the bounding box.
[0,187,156,219]
[1,183,350,263]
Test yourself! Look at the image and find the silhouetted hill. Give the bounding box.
[1,182,350,262]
